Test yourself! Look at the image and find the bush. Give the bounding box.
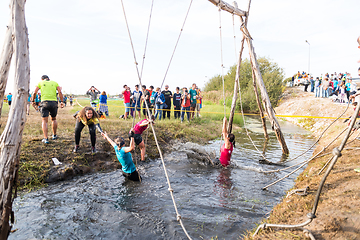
[203,57,285,113]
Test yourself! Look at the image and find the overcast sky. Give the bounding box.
[0,0,359,95]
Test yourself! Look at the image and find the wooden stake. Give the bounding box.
[0,0,30,238]
[0,3,14,118]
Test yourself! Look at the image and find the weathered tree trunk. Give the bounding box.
[208,0,246,17]
[245,36,289,154]
[0,3,14,118]
[0,0,30,238]
[251,68,269,139]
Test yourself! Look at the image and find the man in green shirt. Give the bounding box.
[189,83,197,120]
[31,75,64,144]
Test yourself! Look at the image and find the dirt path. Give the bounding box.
[245,86,360,239]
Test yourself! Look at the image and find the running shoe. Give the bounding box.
[42,138,49,144]
[52,135,58,140]
[73,145,79,153]
[91,147,97,154]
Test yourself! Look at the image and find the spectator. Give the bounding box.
[147,85,154,114]
[141,85,150,116]
[322,78,330,98]
[6,93,12,106]
[315,77,321,98]
[181,87,191,123]
[310,76,315,92]
[173,87,181,119]
[303,76,310,92]
[99,91,109,117]
[132,85,142,119]
[162,85,172,120]
[86,86,100,109]
[189,83,197,119]
[196,87,202,117]
[122,85,131,120]
[154,87,165,120]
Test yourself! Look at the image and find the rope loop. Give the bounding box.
[168,188,174,192]
[332,147,342,157]
[177,214,182,221]
[307,212,316,219]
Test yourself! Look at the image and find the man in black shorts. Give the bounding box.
[32,75,64,144]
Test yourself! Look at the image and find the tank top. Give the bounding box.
[133,119,148,135]
[219,142,233,167]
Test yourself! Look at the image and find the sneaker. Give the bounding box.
[42,138,49,144]
[91,147,97,154]
[52,135,58,140]
[73,145,79,153]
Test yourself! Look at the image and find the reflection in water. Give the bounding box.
[9,117,315,240]
[214,168,233,208]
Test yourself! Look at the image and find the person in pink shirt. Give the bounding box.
[219,117,235,167]
[129,115,155,161]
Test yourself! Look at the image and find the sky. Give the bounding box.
[0,0,359,95]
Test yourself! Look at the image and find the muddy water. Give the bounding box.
[10,118,314,240]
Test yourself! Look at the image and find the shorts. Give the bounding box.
[124,102,130,113]
[190,103,196,108]
[122,170,141,181]
[133,134,143,145]
[8,101,11,106]
[40,101,58,118]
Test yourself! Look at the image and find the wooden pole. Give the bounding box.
[243,28,289,154]
[251,68,269,139]
[0,0,30,238]
[208,0,246,17]
[0,3,14,118]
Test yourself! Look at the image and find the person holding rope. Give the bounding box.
[73,106,102,153]
[101,132,141,182]
[214,117,235,167]
[129,115,155,161]
[31,75,64,144]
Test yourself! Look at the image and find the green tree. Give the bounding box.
[204,57,285,113]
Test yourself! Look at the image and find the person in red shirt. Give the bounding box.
[180,87,191,122]
[122,85,131,119]
[129,115,155,161]
[219,117,235,167]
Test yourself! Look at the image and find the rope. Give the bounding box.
[159,0,193,90]
[120,1,191,238]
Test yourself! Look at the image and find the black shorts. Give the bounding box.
[40,101,58,118]
[122,170,141,181]
[190,103,196,108]
[134,134,143,145]
[8,101,11,106]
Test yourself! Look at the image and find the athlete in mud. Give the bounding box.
[102,132,141,181]
[129,115,155,161]
[216,117,235,167]
[73,106,102,153]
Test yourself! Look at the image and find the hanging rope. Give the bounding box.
[120,1,191,238]
[159,0,193,90]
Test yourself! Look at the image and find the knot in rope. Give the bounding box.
[332,147,342,157]
[168,188,174,193]
[177,214,182,221]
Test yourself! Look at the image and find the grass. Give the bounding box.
[0,98,244,191]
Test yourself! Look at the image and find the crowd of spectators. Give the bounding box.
[291,71,358,103]
[120,83,203,122]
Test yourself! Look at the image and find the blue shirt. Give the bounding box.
[28,94,31,102]
[7,95,12,102]
[99,94,107,104]
[114,145,136,174]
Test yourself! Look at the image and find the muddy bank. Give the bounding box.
[245,87,360,240]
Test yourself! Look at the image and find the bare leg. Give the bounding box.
[42,117,49,139]
[51,117,58,136]
[139,141,145,161]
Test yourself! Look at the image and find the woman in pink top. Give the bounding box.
[129,115,155,161]
[219,117,235,167]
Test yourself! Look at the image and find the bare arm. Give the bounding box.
[123,137,135,153]
[57,86,65,108]
[222,117,231,149]
[31,87,40,102]
[102,132,117,148]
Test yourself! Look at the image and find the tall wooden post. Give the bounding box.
[0,4,14,118]
[0,0,30,239]
[244,32,289,154]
